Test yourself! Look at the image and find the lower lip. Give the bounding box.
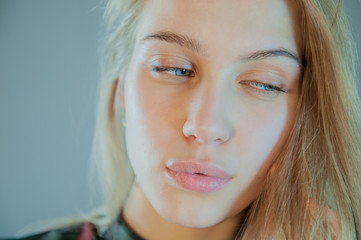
[166,168,230,192]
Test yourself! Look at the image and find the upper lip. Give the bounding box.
[166,160,232,179]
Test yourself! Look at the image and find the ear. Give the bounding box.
[116,79,126,112]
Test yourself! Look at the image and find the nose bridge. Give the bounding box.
[193,81,224,120]
[183,77,232,144]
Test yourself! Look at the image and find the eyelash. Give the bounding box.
[152,66,195,78]
[151,66,286,95]
[240,81,286,96]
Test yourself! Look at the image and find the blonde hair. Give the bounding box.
[92,0,361,238]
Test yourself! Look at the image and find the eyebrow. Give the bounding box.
[141,30,303,66]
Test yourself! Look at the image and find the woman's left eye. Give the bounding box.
[249,82,285,92]
[241,81,286,96]
[152,67,195,78]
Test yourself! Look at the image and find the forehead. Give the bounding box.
[136,0,302,67]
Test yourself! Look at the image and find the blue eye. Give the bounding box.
[152,67,194,77]
[249,82,285,92]
[174,68,191,76]
[239,81,287,97]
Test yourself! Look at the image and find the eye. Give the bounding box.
[240,81,287,97]
[249,82,285,92]
[152,67,195,78]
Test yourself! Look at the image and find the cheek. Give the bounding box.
[231,96,294,182]
[239,104,287,155]
[224,99,294,214]
[229,93,285,149]
[123,69,183,168]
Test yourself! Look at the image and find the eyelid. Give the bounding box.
[243,80,285,91]
[239,70,287,87]
[146,65,196,84]
[148,55,193,69]
[238,80,287,98]
[151,66,196,80]
[241,68,287,85]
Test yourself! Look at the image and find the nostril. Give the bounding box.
[188,135,197,141]
[183,118,232,144]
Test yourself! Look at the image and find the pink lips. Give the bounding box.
[166,161,231,192]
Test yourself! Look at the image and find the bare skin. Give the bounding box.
[119,0,302,239]
[123,182,243,240]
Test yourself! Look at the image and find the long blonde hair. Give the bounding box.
[93,0,361,238]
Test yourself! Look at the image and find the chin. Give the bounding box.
[159,206,226,228]
[149,187,230,229]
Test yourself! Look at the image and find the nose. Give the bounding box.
[182,85,232,145]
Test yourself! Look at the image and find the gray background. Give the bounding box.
[0,0,360,238]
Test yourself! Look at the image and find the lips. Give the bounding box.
[166,161,231,192]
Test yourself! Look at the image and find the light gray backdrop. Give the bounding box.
[0,0,360,238]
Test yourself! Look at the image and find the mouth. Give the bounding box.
[165,161,231,193]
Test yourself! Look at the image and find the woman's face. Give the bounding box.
[120,0,302,228]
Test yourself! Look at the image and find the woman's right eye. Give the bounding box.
[151,66,195,79]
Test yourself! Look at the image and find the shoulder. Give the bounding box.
[14,222,103,240]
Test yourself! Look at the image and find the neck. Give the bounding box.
[122,182,245,240]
